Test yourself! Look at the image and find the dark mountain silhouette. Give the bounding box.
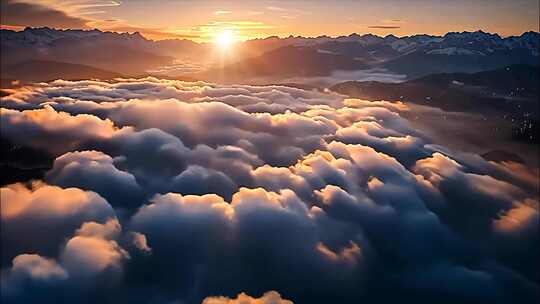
[331,65,539,143]
[380,48,539,78]
[0,138,53,186]
[202,45,369,81]
[331,64,539,108]
[2,60,123,82]
[2,60,122,82]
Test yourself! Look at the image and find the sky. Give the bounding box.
[1,0,540,42]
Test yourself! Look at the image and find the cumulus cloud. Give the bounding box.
[1,219,130,303]
[1,106,119,155]
[61,234,127,278]
[64,219,128,278]
[8,254,68,281]
[493,200,539,239]
[1,182,115,265]
[1,254,68,301]
[128,232,152,254]
[45,150,145,208]
[130,188,368,302]
[203,291,293,304]
[0,78,538,303]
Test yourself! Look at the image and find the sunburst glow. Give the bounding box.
[215,30,235,48]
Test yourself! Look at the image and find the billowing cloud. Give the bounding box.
[203,291,293,304]
[45,150,145,208]
[2,219,130,303]
[130,188,368,302]
[493,200,539,239]
[0,78,538,303]
[1,106,119,155]
[128,231,152,254]
[61,233,126,278]
[8,254,68,281]
[1,182,115,265]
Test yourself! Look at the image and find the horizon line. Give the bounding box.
[1,25,539,43]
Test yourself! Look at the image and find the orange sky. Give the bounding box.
[1,0,539,42]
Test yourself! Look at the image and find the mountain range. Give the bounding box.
[1,27,539,82]
[331,64,539,144]
[222,30,539,80]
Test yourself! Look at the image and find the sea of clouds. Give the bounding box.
[1,77,538,303]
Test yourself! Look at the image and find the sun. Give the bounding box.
[215,30,235,48]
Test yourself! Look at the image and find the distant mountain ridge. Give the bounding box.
[1,27,196,75]
[330,64,539,143]
[1,27,539,79]
[2,60,123,82]
[243,30,539,54]
[331,64,539,110]
[212,30,539,79]
[202,45,369,81]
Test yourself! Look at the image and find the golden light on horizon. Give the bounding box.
[215,30,236,48]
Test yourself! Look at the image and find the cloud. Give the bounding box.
[0,0,90,28]
[394,262,502,301]
[203,291,293,304]
[1,254,68,302]
[1,182,116,265]
[170,165,237,200]
[75,218,121,239]
[281,68,407,87]
[368,25,401,29]
[383,19,405,24]
[1,78,538,303]
[61,234,127,278]
[214,10,232,15]
[130,188,369,302]
[45,150,145,208]
[190,21,276,40]
[128,232,152,254]
[2,219,130,303]
[491,199,539,278]
[0,106,120,155]
[8,254,68,281]
[493,200,539,239]
[0,1,187,41]
[266,6,287,12]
